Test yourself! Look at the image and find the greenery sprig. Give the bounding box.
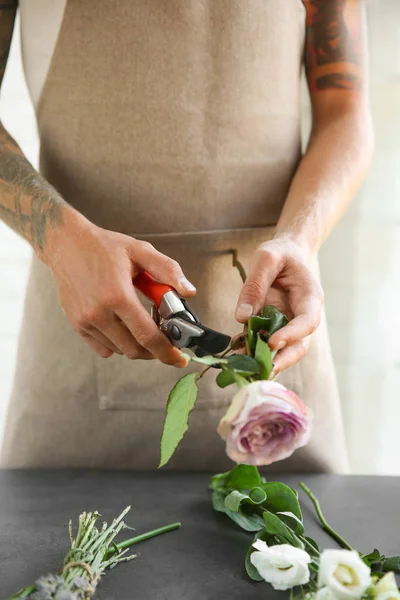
[209,465,400,596]
[8,507,181,600]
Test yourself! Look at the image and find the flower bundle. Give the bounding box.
[210,464,400,600]
[9,507,180,600]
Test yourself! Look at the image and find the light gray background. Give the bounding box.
[0,2,399,473]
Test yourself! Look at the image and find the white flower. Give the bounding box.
[314,588,338,600]
[373,572,400,600]
[318,550,371,600]
[250,539,311,591]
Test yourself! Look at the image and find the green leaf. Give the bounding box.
[362,549,383,565]
[159,373,198,467]
[189,355,228,366]
[248,316,271,350]
[245,530,275,582]
[260,482,303,521]
[263,510,295,543]
[249,486,268,504]
[277,511,305,535]
[302,536,320,557]
[211,490,227,512]
[245,548,264,582]
[227,465,263,490]
[226,354,261,375]
[262,511,304,548]
[224,491,251,512]
[255,334,273,380]
[224,487,267,512]
[382,556,400,572]
[261,305,289,335]
[210,464,262,492]
[214,493,265,532]
[225,508,265,532]
[216,369,236,388]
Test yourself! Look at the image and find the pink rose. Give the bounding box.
[217,380,312,466]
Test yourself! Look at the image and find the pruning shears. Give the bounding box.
[134,271,231,357]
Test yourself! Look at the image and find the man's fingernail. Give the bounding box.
[174,360,187,368]
[236,303,253,320]
[174,352,189,368]
[180,277,196,292]
[276,341,286,351]
[270,369,279,380]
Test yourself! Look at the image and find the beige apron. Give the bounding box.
[1,0,349,472]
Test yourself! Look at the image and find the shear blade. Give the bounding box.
[192,324,231,357]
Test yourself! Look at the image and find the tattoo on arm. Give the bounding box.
[0,0,67,254]
[304,0,364,91]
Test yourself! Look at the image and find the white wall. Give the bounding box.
[0,4,399,473]
[0,17,37,442]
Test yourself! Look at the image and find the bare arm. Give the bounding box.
[274,0,374,254]
[0,0,67,259]
[0,4,194,367]
[236,0,373,374]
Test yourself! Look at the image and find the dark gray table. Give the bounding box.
[0,471,398,600]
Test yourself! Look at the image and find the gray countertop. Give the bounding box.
[0,470,398,599]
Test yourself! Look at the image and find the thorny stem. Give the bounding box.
[230,248,247,283]
[243,323,251,356]
[229,249,252,357]
[299,482,354,551]
[197,346,233,380]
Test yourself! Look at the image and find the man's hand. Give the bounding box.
[235,238,324,375]
[45,210,195,366]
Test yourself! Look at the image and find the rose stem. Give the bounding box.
[229,250,253,357]
[299,482,354,551]
[230,249,247,283]
[197,346,233,380]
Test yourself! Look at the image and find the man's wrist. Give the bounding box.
[40,205,93,267]
[271,229,317,260]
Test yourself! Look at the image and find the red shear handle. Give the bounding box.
[133,271,175,309]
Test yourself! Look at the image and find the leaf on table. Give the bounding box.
[255,334,273,380]
[263,511,303,547]
[159,373,198,468]
[302,536,320,557]
[382,556,400,572]
[261,482,303,521]
[277,511,305,535]
[189,355,228,367]
[224,487,267,513]
[211,490,227,512]
[212,490,264,531]
[210,464,262,492]
[245,530,275,582]
[224,507,265,532]
[362,549,383,565]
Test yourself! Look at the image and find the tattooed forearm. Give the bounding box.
[304,0,364,91]
[0,129,66,251]
[0,0,68,254]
